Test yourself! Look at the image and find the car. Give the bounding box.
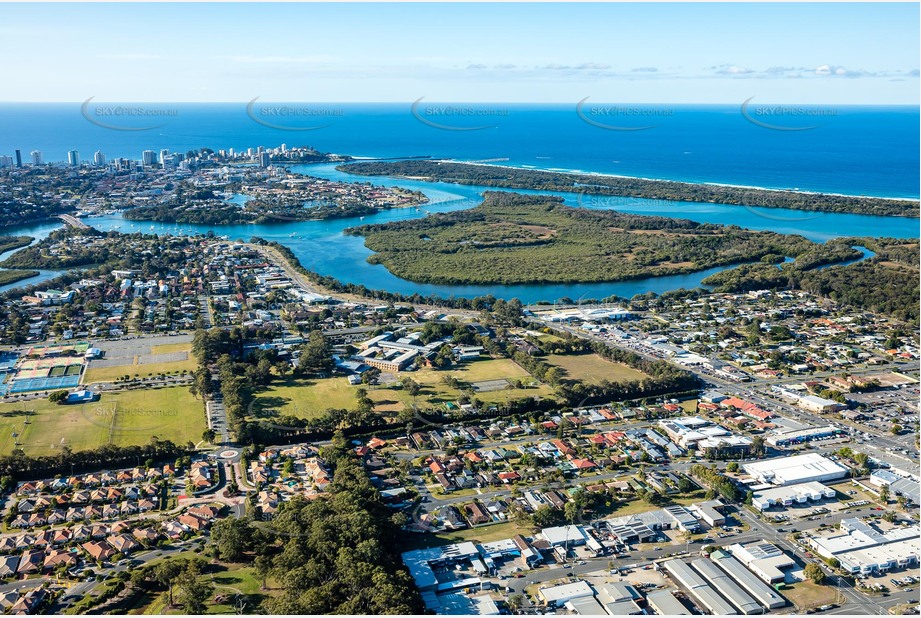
[562,564,572,569]
[653,547,662,551]
[576,560,586,565]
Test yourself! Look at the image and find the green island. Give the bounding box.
[0,268,39,286]
[345,192,866,285]
[337,159,920,217]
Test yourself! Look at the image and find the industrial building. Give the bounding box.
[646,589,691,615]
[661,559,738,615]
[538,581,595,607]
[725,542,796,584]
[690,558,762,615]
[750,481,837,511]
[710,550,787,609]
[743,453,848,486]
[690,500,726,527]
[869,470,920,506]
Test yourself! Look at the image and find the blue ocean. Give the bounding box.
[0,103,918,198]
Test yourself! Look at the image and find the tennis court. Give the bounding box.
[9,375,81,393]
[25,342,89,357]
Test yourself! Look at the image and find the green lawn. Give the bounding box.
[369,358,557,412]
[84,357,198,383]
[150,343,193,355]
[249,376,360,420]
[545,353,648,385]
[0,386,206,456]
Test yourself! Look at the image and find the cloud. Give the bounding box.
[631,67,658,73]
[715,65,755,75]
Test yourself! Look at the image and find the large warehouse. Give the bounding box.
[743,453,848,486]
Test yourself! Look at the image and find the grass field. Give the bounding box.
[150,342,193,355]
[369,358,557,413]
[84,357,198,383]
[782,580,840,610]
[250,376,360,420]
[0,386,205,456]
[250,358,557,421]
[545,353,647,385]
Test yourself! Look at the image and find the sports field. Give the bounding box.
[545,353,648,385]
[0,386,205,456]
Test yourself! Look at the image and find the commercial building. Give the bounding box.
[725,542,795,584]
[690,558,762,615]
[540,525,587,547]
[661,559,738,616]
[765,425,847,447]
[869,470,920,506]
[646,590,690,615]
[710,550,787,609]
[67,150,80,166]
[690,500,726,527]
[30,150,43,165]
[750,481,837,512]
[742,453,848,486]
[401,541,480,591]
[807,518,920,576]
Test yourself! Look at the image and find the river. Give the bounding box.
[0,164,915,303]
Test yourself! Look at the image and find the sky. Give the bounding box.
[1,2,918,104]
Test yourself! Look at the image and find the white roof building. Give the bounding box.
[742,453,848,486]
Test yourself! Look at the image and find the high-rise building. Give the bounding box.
[93,151,106,166]
[246,148,254,157]
[0,156,13,168]
[14,150,22,167]
[142,150,157,166]
[159,149,170,165]
[280,143,287,153]
[67,150,80,166]
[259,152,271,168]
[30,150,43,165]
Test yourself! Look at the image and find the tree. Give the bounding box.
[176,562,214,614]
[879,485,890,502]
[890,424,902,435]
[508,594,524,611]
[298,330,334,375]
[726,462,740,473]
[210,517,254,562]
[154,559,186,606]
[804,563,826,585]
[48,390,69,404]
[202,429,217,444]
[253,553,272,591]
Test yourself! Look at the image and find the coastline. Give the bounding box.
[437,159,921,203]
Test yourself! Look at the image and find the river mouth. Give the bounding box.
[0,166,904,302]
